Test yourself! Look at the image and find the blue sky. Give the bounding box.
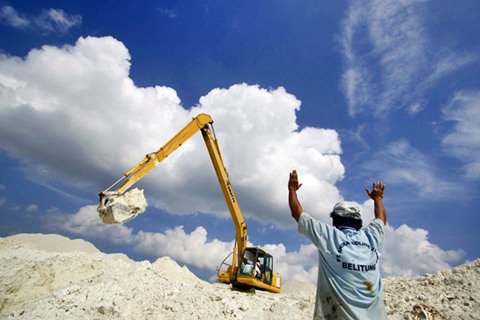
[0,0,479,284]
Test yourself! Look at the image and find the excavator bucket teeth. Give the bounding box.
[97,188,147,224]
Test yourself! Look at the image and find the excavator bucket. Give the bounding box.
[97,188,147,224]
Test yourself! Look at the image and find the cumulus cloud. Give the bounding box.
[339,0,475,116]
[269,220,464,280]
[0,5,81,33]
[47,205,465,284]
[382,224,465,277]
[0,36,344,227]
[44,205,135,245]
[442,90,480,180]
[135,227,233,270]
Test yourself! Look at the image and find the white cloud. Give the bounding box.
[339,0,475,116]
[35,8,82,33]
[26,204,38,213]
[420,51,477,92]
[339,0,427,115]
[0,5,29,28]
[269,215,465,281]
[304,198,465,278]
[0,36,344,228]
[0,5,81,33]
[135,227,234,270]
[381,224,465,277]
[362,139,464,200]
[157,8,177,19]
[340,66,373,116]
[191,85,345,224]
[47,205,465,284]
[44,205,135,245]
[442,90,480,180]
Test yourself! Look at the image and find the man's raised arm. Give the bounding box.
[288,170,303,222]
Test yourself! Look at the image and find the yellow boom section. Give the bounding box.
[116,113,213,194]
[200,124,247,270]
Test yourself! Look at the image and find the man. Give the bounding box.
[288,170,387,319]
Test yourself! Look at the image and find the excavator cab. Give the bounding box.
[218,247,281,293]
[239,248,273,283]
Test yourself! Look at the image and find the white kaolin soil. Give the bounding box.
[1,234,478,319]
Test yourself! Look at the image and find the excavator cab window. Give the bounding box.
[240,249,256,276]
[262,254,273,285]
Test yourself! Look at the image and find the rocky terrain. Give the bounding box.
[1,234,478,319]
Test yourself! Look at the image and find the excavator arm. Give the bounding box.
[97,114,214,223]
[200,124,248,270]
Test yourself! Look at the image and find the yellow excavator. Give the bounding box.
[97,113,282,293]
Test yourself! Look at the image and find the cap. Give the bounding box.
[331,201,362,220]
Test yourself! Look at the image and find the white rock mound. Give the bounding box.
[0,233,478,319]
[0,234,315,319]
[383,260,480,319]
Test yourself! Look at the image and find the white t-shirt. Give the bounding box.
[298,212,387,320]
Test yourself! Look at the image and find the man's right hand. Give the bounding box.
[365,182,385,201]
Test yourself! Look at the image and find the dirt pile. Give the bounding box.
[0,234,478,319]
[384,260,480,319]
